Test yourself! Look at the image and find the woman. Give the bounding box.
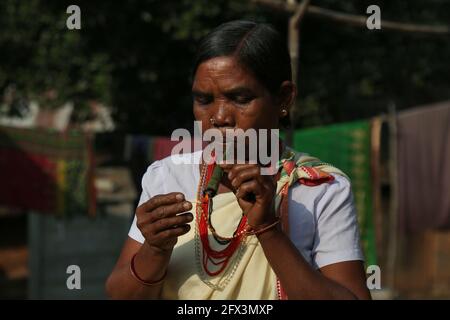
[106,20,371,300]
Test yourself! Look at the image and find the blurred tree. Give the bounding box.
[295,0,450,127]
[0,1,112,114]
[0,0,449,134]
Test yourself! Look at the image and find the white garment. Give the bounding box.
[128,151,364,269]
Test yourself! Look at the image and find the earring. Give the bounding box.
[209,117,216,125]
[281,108,288,117]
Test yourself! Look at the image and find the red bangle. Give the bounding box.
[129,253,167,286]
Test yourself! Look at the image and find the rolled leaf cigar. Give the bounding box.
[205,165,223,197]
[205,147,226,197]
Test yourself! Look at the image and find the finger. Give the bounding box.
[143,192,185,212]
[217,163,235,175]
[218,161,255,171]
[236,180,263,199]
[136,199,192,232]
[154,224,191,242]
[153,212,194,234]
[217,163,234,170]
[230,166,260,189]
[149,200,192,222]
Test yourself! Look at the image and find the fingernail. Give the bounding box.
[228,172,233,180]
[183,202,191,210]
[176,193,184,201]
[187,213,193,221]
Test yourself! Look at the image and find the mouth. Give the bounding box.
[217,127,237,139]
[206,128,257,163]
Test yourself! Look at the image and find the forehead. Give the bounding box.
[192,56,260,91]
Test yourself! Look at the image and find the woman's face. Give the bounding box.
[192,56,282,133]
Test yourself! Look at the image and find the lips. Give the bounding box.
[217,128,237,140]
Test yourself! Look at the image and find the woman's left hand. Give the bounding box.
[219,163,278,227]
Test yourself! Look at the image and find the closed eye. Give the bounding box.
[230,94,254,105]
[192,92,213,106]
[225,88,256,106]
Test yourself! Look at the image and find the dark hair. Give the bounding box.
[192,20,292,127]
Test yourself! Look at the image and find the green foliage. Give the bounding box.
[0,1,112,111]
[297,0,450,127]
[0,0,449,133]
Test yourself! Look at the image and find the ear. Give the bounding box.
[276,81,297,119]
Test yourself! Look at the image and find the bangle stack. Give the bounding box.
[129,253,167,286]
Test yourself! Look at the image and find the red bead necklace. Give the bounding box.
[197,159,249,276]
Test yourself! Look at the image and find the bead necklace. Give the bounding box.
[194,159,250,290]
[197,159,249,272]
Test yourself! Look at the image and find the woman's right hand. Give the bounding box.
[136,192,193,253]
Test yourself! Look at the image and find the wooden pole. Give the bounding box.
[387,103,399,297]
[286,0,310,146]
[370,116,383,267]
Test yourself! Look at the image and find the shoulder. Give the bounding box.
[285,147,352,212]
[142,151,201,177]
[315,173,352,200]
[315,173,353,216]
[140,150,202,196]
[290,172,354,218]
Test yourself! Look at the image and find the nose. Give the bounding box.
[211,102,235,128]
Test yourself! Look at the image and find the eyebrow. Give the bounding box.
[191,86,254,96]
[191,89,211,97]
